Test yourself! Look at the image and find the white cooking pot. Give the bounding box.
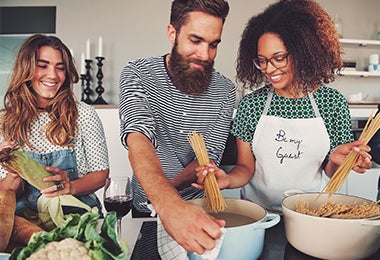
[188,198,280,260]
[282,192,380,260]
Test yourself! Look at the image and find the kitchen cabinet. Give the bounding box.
[95,106,132,179]
[339,38,380,77]
[94,106,132,212]
[346,107,379,201]
[345,168,379,201]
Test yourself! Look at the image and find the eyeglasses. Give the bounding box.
[253,53,289,70]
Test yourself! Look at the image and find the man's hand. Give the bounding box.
[159,199,225,255]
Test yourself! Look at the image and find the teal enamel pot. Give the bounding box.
[188,198,280,260]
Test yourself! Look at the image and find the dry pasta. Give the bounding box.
[323,112,380,196]
[296,200,380,219]
[188,130,227,213]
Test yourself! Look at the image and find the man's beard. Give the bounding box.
[168,44,214,95]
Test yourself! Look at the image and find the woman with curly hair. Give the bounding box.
[0,34,109,223]
[195,0,372,214]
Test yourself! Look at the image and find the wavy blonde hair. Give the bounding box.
[0,34,79,148]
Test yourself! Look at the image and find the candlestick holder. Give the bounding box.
[93,56,108,104]
[80,74,86,102]
[84,59,93,104]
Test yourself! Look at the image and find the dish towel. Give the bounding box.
[157,216,226,260]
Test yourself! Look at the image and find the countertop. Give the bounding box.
[122,217,380,260]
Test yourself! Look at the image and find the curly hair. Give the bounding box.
[170,0,229,32]
[0,34,79,148]
[236,0,343,93]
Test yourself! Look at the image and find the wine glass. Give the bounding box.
[103,176,133,238]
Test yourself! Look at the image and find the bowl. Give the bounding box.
[0,253,10,260]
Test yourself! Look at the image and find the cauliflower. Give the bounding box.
[26,238,92,260]
[10,212,126,260]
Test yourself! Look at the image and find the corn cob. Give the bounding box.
[0,145,94,229]
[2,150,56,190]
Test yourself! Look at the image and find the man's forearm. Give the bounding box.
[127,132,182,214]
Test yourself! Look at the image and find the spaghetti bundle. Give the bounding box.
[188,131,227,213]
[296,200,380,219]
[323,112,380,196]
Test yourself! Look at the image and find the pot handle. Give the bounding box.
[283,189,305,198]
[253,213,280,230]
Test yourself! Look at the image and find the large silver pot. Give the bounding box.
[282,192,380,260]
[188,198,280,260]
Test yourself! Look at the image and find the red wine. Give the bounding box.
[104,195,132,218]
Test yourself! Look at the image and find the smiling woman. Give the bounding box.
[0,6,56,107]
[31,46,66,108]
[0,34,109,234]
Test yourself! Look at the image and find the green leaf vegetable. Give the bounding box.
[9,211,127,260]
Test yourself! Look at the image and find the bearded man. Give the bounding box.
[118,0,235,256]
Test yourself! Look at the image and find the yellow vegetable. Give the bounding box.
[3,150,55,190]
[0,146,94,229]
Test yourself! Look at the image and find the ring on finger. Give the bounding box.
[56,183,65,191]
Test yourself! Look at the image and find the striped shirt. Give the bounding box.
[119,55,236,213]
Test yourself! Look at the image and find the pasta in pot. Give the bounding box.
[296,200,380,219]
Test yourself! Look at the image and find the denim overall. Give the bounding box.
[16,148,103,217]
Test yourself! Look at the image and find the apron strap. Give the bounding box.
[262,88,274,115]
[307,90,321,118]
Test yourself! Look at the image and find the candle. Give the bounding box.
[98,36,103,57]
[86,39,91,59]
[80,53,86,74]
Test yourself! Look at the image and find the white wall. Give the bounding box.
[1,0,379,104]
[95,107,132,178]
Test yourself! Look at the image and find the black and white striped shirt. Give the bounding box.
[119,55,236,213]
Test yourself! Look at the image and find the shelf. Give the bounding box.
[339,38,380,47]
[92,104,118,109]
[338,69,380,77]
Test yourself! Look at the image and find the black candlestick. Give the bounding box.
[93,56,108,104]
[84,59,93,104]
[80,74,86,102]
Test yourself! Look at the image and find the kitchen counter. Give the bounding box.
[348,103,378,109]
[120,217,152,259]
[122,217,380,260]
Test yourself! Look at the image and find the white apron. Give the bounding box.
[241,88,330,213]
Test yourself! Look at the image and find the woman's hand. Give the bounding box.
[329,139,372,175]
[192,161,230,190]
[40,166,71,197]
[0,141,17,175]
[0,141,23,192]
